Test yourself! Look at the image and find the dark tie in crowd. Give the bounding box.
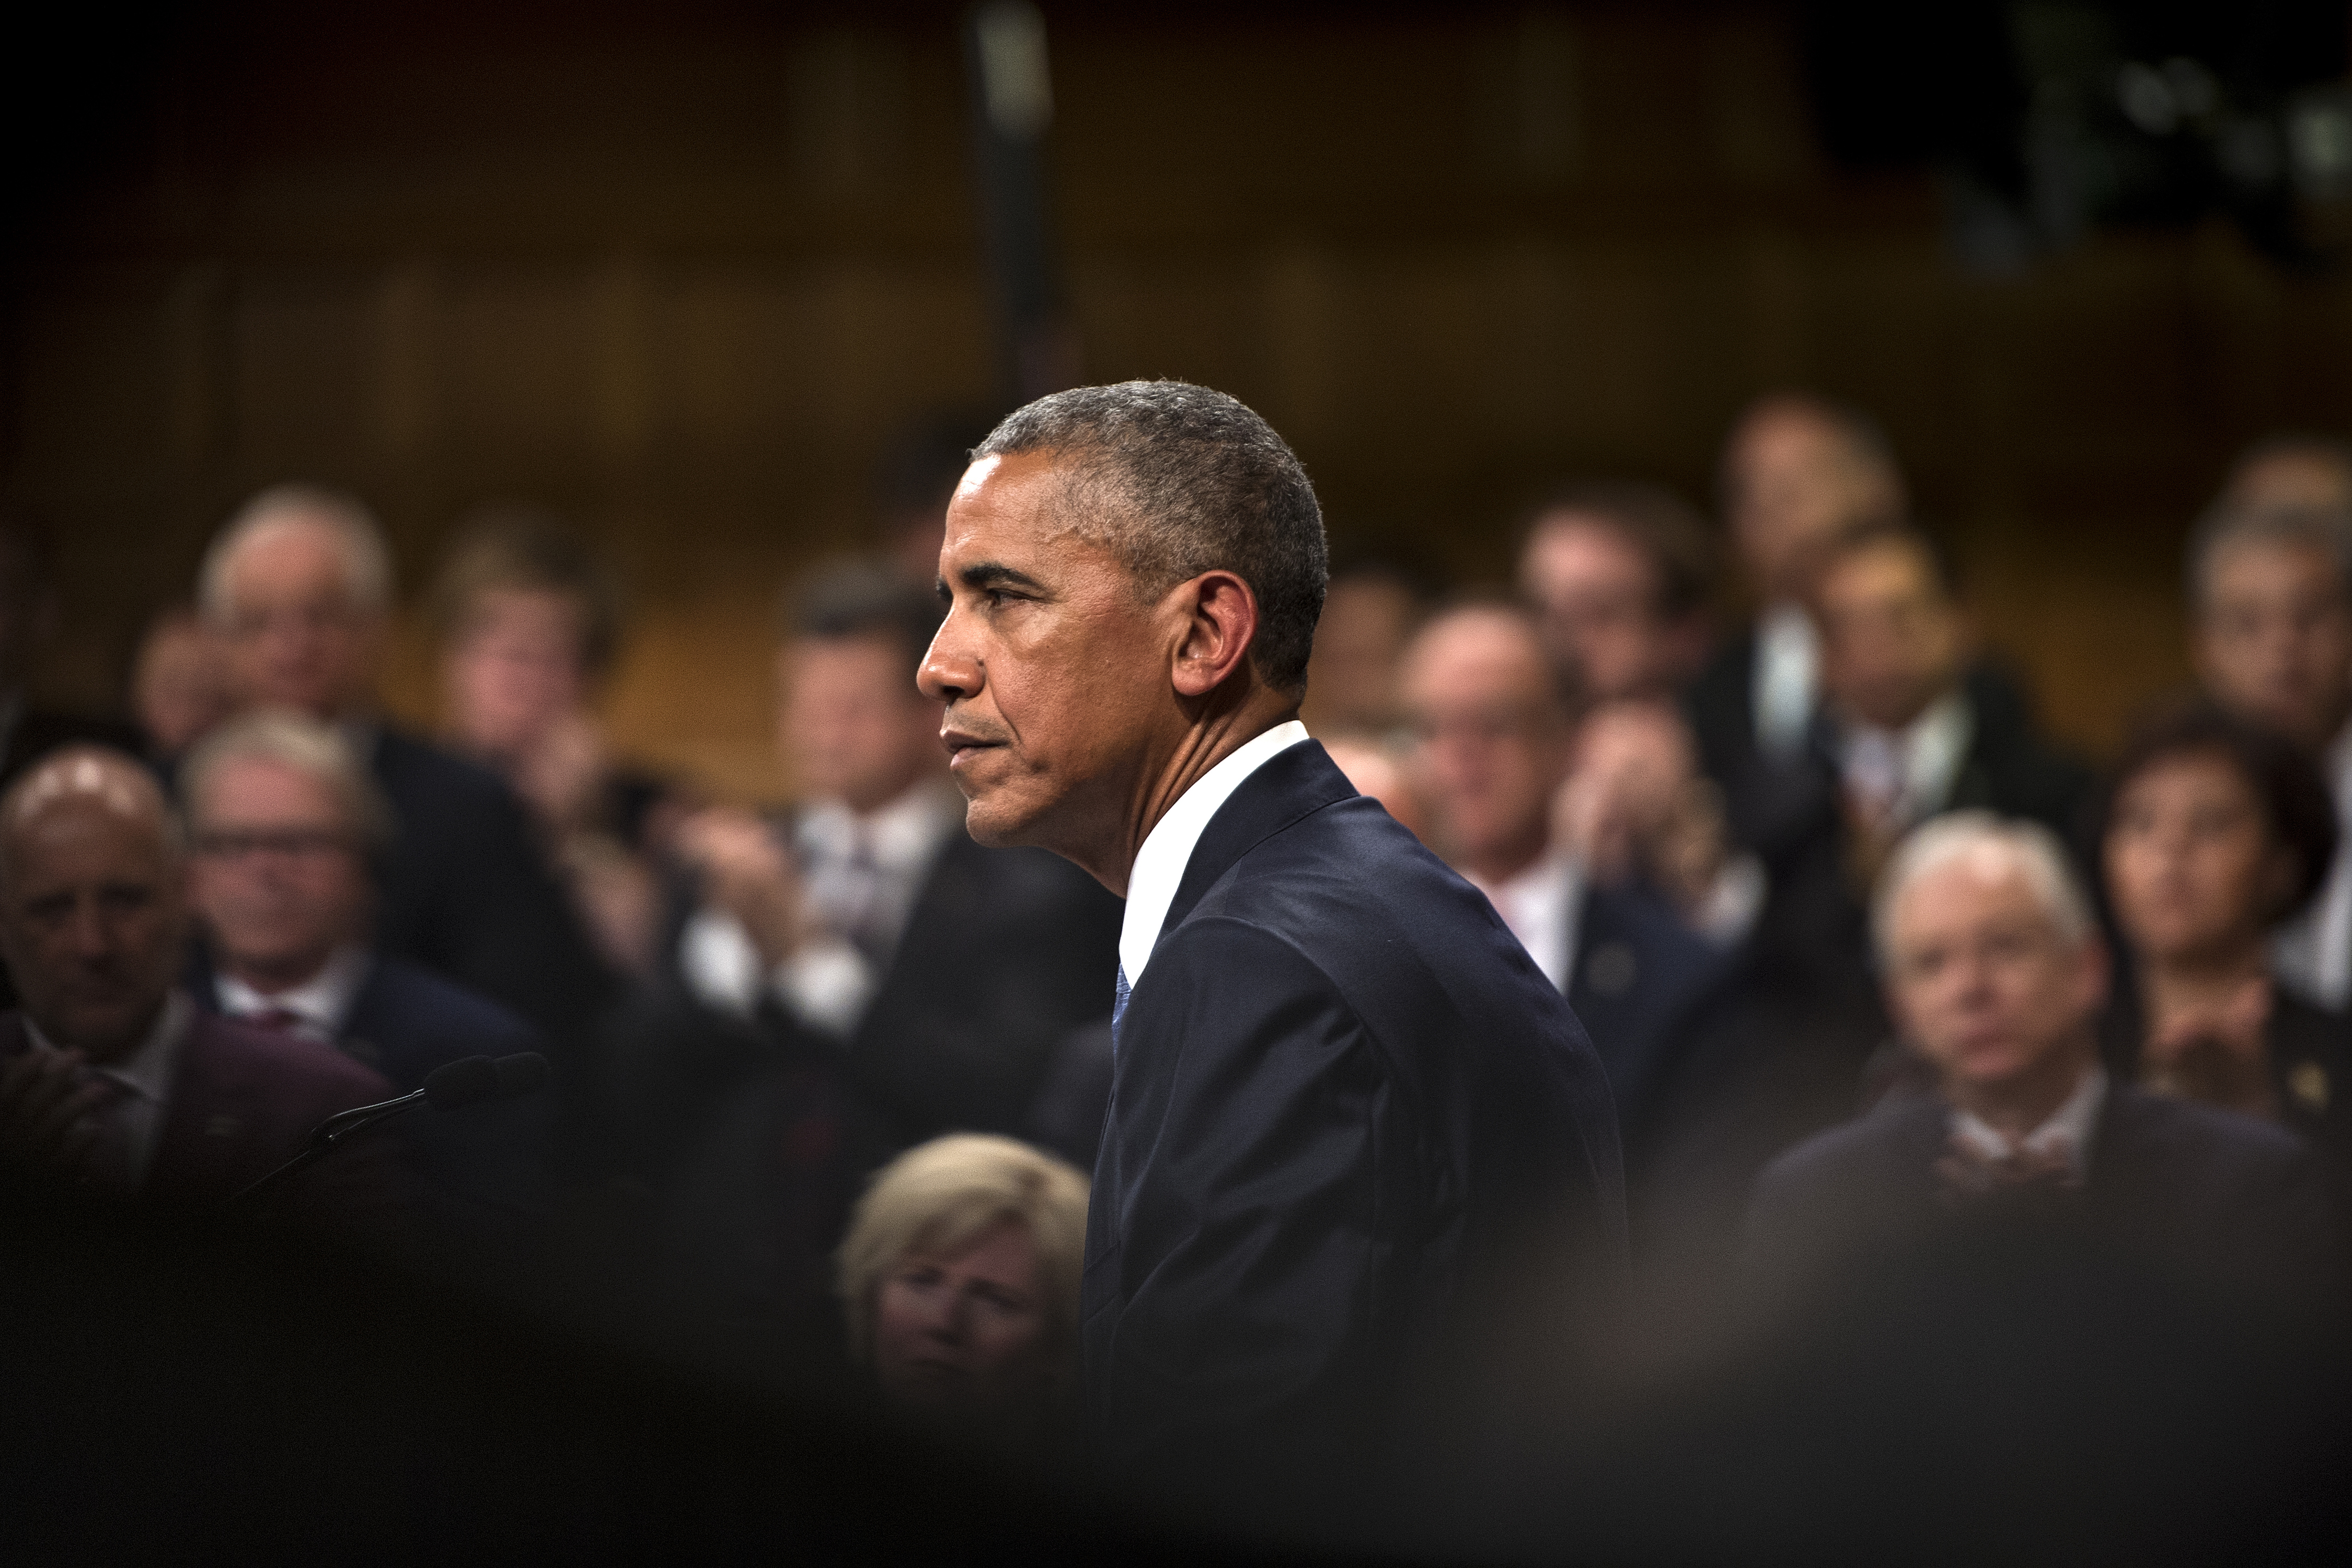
[6,387,2352,1554]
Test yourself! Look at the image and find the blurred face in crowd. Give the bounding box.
[1723,403,1902,601]
[445,587,591,759]
[187,756,369,991]
[871,1218,1054,1414]
[1519,513,1701,704]
[1885,845,2106,1110]
[215,517,385,720]
[2225,446,2352,515]
[133,611,233,757]
[1321,734,1431,844]
[1304,574,1419,733]
[2195,538,2352,752]
[2105,750,2291,967]
[1399,608,1570,884]
[924,452,1262,871]
[780,632,941,817]
[0,756,189,1064]
[1815,537,1966,732]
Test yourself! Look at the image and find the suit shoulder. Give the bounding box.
[372,727,513,808]
[361,956,542,1050]
[2109,1086,2315,1170]
[1758,1097,1942,1199]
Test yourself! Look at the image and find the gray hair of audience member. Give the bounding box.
[835,1133,1091,1365]
[2185,498,2352,612]
[1872,810,2094,972]
[971,381,1329,694]
[178,709,396,858]
[783,559,947,682]
[198,484,395,623]
[0,746,185,883]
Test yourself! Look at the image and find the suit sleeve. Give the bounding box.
[1091,916,1398,1482]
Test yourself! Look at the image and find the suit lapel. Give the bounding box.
[1152,740,1355,956]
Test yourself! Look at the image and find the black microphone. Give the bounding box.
[226,1051,553,1212]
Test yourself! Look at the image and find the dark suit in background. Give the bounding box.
[367,725,614,1069]
[1087,742,1625,1500]
[1747,1081,2341,1304]
[2098,981,2352,1173]
[189,948,554,1240]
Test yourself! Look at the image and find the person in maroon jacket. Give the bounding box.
[0,745,408,1232]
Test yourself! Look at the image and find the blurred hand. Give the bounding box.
[2144,976,2277,1121]
[676,808,811,970]
[514,711,608,836]
[1554,701,1728,910]
[0,1048,107,1180]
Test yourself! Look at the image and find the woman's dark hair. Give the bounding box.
[2102,701,2339,924]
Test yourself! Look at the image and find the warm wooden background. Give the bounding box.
[7,3,2351,802]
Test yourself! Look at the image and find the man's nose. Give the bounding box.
[922,1287,971,1343]
[917,620,978,705]
[65,902,114,958]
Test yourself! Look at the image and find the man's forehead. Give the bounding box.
[1408,615,1547,698]
[1897,849,2045,930]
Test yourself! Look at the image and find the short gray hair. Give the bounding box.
[972,381,1329,693]
[1873,810,2092,970]
[2187,500,2352,613]
[179,709,396,856]
[199,485,394,623]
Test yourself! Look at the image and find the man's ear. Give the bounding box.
[1170,570,1261,699]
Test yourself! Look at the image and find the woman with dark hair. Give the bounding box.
[2099,703,2352,1158]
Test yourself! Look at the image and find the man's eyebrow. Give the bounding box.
[955,561,1048,594]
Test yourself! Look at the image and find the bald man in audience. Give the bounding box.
[1747,812,2338,1304]
[0,747,406,1224]
[199,486,612,1067]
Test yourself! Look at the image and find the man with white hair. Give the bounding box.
[1747,811,2337,1299]
[198,486,610,1058]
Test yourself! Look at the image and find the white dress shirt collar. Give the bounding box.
[1119,720,1311,986]
[214,946,373,1042]
[1950,1063,2108,1175]
[1839,687,1974,828]
[795,777,963,876]
[1754,604,1819,758]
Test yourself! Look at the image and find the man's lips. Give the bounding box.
[940,729,1005,768]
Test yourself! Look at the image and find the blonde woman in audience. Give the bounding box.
[838,1134,1088,1438]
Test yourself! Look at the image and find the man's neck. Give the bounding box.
[222,946,341,997]
[1099,693,1299,897]
[1946,1039,2095,1143]
[2140,944,2271,1022]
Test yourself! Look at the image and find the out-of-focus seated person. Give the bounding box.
[1397,602,1738,1152]
[1300,562,1425,737]
[0,746,406,1228]
[179,711,550,1237]
[839,1134,1088,1442]
[201,485,611,1053]
[130,604,233,763]
[2097,704,2352,1161]
[1517,481,1714,706]
[1320,731,1431,843]
[431,510,680,977]
[617,562,1116,1170]
[2189,493,2352,1008]
[1689,393,1907,780]
[1748,812,2339,1306]
[2216,433,2352,516]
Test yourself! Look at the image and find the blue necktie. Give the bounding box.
[1112,962,1131,1047]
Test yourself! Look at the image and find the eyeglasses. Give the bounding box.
[190,828,356,861]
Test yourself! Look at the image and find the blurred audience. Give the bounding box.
[839,1134,1088,1440]
[1517,482,1714,706]
[2188,492,2352,1009]
[431,510,679,977]
[1301,562,1425,737]
[1320,731,1431,842]
[1397,602,1738,1161]
[130,604,233,762]
[1748,812,2339,1304]
[2216,433,2352,515]
[179,710,552,1237]
[0,521,141,789]
[1688,391,1906,784]
[2096,705,2351,1160]
[199,486,612,1061]
[0,746,405,1226]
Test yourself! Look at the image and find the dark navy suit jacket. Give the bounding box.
[1564,881,1737,1154]
[1083,740,1627,1491]
[190,950,554,1236]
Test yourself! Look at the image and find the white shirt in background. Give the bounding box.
[1949,1063,2107,1178]
[1466,849,1584,993]
[1754,604,1819,759]
[214,946,372,1043]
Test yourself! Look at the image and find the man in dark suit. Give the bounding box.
[177,709,551,1237]
[198,486,613,1059]
[920,382,1625,1521]
[1748,811,2338,1307]
[0,746,406,1232]
[1394,601,1740,1163]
